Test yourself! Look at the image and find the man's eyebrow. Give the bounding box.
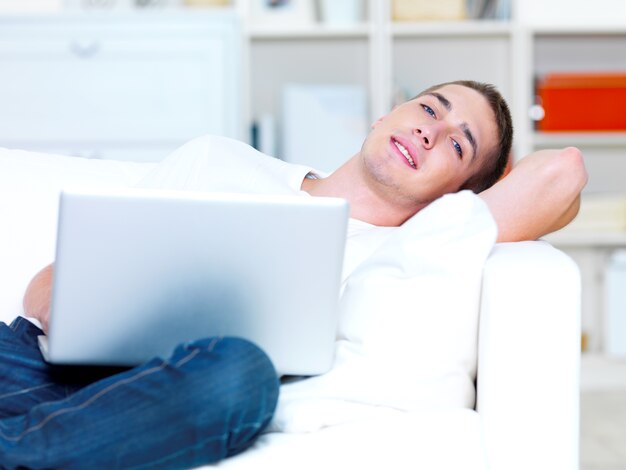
[461,123,478,162]
[426,92,452,111]
[425,91,478,161]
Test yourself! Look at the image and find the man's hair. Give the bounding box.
[415,80,513,193]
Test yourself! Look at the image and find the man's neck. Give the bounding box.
[300,155,423,227]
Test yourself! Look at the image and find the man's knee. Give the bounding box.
[180,336,276,381]
[169,337,279,457]
[173,336,279,418]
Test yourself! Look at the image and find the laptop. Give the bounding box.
[40,187,349,376]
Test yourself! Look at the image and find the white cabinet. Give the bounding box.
[0,11,241,161]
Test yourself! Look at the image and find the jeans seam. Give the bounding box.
[0,383,54,401]
[0,348,200,443]
[176,337,222,368]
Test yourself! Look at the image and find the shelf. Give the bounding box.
[248,23,370,40]
[530,25,626,36]
[391,20,511,37]
[248,19,513,40]
[581,353,626,391]
[533,132,626,148]
[545,230,626,248]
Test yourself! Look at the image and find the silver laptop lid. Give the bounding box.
[48,188,349,376]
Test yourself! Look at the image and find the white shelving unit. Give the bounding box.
[233,0,626,172]
[520,18,626,353]
[524,26,626,165]
[234,0,518,166]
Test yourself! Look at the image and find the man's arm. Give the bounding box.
[23,263,54,334]
[479,147,588,243]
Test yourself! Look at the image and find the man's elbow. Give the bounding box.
[558,146,588,195]
[548,147,588,230]
[539,146,588,204]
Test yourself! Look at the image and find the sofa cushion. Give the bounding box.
[0,148,155,322]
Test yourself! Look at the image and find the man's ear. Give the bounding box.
[372,104,399,129]
[371,115,386,129]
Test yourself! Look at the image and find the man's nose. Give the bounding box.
[413,125,437,149]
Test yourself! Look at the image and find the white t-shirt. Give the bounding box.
[138,135,395,282]
[139,135,496,421]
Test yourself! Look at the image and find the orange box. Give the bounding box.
[536,73,626,132]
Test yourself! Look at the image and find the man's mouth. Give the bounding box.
[392,138,417,169]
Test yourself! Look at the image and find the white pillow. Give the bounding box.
[274,191,497,432]
[0,148,155,323]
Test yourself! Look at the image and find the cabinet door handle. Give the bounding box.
[69,40,101,58]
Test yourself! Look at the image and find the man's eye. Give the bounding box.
[421,104,436,118]
[452,140,463,159]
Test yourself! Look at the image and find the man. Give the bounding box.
[300,80,585,242]
[4,81,587,468]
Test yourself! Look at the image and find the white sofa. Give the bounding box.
[0,148,581,470]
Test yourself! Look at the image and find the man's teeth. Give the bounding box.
[393,140,416,168]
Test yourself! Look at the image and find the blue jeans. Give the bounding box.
[0,317,279,469]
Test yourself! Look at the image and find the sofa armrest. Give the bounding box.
[476,241,580,470]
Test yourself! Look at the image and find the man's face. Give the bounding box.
[359,84,498,211]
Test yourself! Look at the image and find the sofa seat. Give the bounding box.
[209,408,486,469]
